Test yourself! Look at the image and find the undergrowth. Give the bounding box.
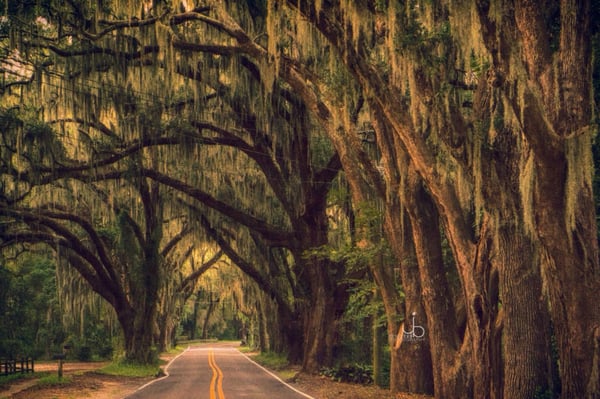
[320,363,374,384]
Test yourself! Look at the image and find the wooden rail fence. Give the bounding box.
[0,358,34,376]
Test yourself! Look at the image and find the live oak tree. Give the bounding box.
[277,1,600,398]
[0,0,349,372]
[156,245,224,351]
[158,0,599,397]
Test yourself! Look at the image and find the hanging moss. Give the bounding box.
[565,131,595,233]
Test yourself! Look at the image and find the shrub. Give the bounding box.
[320,363,374,384]
[76,346,92,361]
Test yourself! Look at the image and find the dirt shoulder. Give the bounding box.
[0,361,153,399]
[0,356,433,399]
[292,373,433,399]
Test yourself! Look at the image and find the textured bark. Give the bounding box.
[534,155,600,399]
[298,229,346,372]
[118,302,155,364]
[279,306,303,364]
[497,224,553,398]
[493,1,600,397]
[295,181,348,373]
[369,103,435,394]
[404,168,471,398]
[301,260,337,372]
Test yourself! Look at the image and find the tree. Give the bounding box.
[0,0,348,371]
[281,1,600,397]
[155,247,223,351]
[0,251,61,358]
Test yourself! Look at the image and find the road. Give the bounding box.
[124,343,314,399]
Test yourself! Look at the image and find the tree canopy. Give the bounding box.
[1,1,599,398]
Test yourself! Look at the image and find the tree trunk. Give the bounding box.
[296,191,347,373]
[372,309,385,387]
[157,313,168,352]
[202,293,217,340]
[390,258,433,394]
[118,306,155,364]
[279,306,304,364]
[190,294,200,340]
[496,223,554,398]
[301,258,340,372]
[483,1,600,395]
[534,154,600,399]
[404,168,471,398]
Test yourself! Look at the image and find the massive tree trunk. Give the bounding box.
[381,196,434,394]
[403,167,471,398]
[533,138,600,398]
[297,204,347,373]
[496,223,554,397]
[279,306,304,364]
[301,259,338,372]
[486,1,600,396]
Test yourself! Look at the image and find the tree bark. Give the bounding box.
[300,256,344,372]
[117,304,155,364]
[404,167,471,398]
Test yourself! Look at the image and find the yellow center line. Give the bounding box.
[208,349,216,399]
[208,349,225,399]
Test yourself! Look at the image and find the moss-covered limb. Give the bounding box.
[0,207,115,288]
[189,205,295,318]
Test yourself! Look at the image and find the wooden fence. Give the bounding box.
[0,358,34,376]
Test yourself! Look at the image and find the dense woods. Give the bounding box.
[1,1,599,398]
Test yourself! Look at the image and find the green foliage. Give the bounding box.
[310,134,336,171]
[469,50,490,79]
[320,363,374,384]
[343,278,392,327]
[374,0,387,13]
[251,351,289,370]
[0,254,62,359]
[37,374,72,386]
[99,360,161,377]
[0,0,53,20]
[75,346,92,361]
[396,8,451,60]
[0,371,41,389]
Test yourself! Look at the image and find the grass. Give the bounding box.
[98,361,161,378]
[0,373,71,399]
[252,351,290,370]
[37,374,73,386]
[237,345,255,354]
[0,371,49,388]
[248,350,301,382]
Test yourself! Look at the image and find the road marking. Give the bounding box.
[130,346,190,393]
[237,350,315,399]
[208,348,225,399]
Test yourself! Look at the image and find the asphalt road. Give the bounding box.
[124,343,314,399]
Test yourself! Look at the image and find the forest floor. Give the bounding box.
[0,353,434,399]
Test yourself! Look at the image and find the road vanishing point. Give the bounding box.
[124,342,314,399]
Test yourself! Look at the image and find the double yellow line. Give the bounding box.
[208,349,225,399]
